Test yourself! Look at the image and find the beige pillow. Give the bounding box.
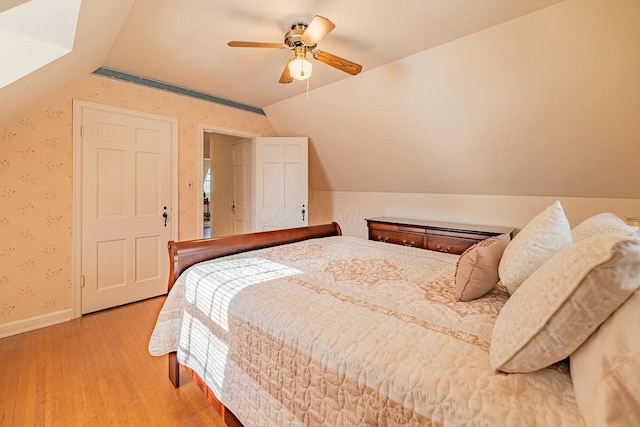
[455,234,510,301]
[570,290,640,426]
[498,200,573,295]
[572,212,638,243]
[490,234,640,373]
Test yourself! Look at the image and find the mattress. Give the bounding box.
[149,236,584,426]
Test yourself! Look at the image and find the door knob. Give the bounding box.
[162,206,168,227]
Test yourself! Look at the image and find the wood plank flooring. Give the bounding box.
[0,297,226,427]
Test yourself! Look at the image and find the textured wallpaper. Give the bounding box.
[0,74,277,325]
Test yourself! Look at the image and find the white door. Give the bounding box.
[230,140,252,234]
[253,137,308,231]
[81,107,173,314]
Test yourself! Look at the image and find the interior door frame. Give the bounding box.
[197,124,260,238]
[72,100,179,319]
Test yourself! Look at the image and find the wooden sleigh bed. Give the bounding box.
[164,223,343,426]
[149,213,640,426]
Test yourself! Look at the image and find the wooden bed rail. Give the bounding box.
[167,222,343,396]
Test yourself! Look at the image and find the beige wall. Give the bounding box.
[266,0,640,200]
[311,191,640,239]
[0,74,276,333]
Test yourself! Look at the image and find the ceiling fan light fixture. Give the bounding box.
[288,57,313,81]
[227,15,361,84]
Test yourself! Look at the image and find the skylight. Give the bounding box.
[0,0,81,89]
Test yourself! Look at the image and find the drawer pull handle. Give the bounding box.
[436,244,452,253]
[377,236,389,243]
[402,239,415,247]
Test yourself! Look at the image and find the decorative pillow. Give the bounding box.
[572,212,638,243]
[498,200,572,295]
[570,290,640,426]
[455,234,510,301]
[490,233,640,373]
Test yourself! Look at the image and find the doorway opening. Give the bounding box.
[198,125,260,239]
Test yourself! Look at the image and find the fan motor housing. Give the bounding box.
[284,23,316,49]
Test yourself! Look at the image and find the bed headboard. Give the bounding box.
[167,222,342,291]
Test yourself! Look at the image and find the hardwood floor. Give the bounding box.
[0,297,226,427]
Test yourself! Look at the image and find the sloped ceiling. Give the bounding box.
[0,0,133,123]
[0,0,566,122]
[3,0,637,201]
[103,0,565,109]
[265,0,640,199]
[0,0,81,88]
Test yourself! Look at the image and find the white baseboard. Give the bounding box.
[0,309,73,339]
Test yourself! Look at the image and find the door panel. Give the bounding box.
[284,162,303,209]
[135,235,161,281]
[135,152,161,215]
[81,107,172,314]
[254,137,308,231]
[96,148,126,217]
[96,239,126,289]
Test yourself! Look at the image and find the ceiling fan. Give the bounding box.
[227,15,363,84]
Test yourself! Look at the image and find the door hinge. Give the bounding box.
[80,275,85,288]
[80,125,84,137]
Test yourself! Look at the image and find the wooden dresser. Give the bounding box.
[366,217,514,255]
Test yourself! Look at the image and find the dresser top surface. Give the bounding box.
[366,217,514,235]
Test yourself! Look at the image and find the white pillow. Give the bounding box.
[498,200,572,295]
[570,291,640,426]
[490,233,640,373]
[572,213,638,242]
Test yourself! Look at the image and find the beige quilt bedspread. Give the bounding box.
[149,236,584,426]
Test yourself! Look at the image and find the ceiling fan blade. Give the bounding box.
[227,41,287,49]
[301,15,335,45]
[312,50,362,75]
[279,59,294,84]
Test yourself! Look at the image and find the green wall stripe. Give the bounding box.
[92,67,265,116]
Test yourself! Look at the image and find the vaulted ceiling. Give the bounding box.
[3,0,637,202]
[0,0,566,122]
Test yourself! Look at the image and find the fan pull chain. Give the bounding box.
[306,78,310,98]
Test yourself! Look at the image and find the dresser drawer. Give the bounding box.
[365,217,514,254]
[368,229,425,248]
[426,235,481,255]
